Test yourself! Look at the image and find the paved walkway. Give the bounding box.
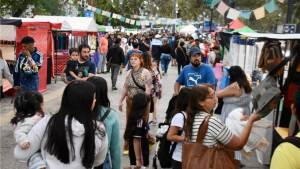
[0,64,269,169]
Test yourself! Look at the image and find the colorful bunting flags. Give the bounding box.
[96,9,101,14]
[146,20,150,26]
[253,6,265,20]
[211,0,221,7]
[102,10,106,16]
[120,16,126,22]
[130,15,134,18]
[136,21,141,26]
[264,0,278,13]
[130,20,135,25]
[125,18,131,23]
[112,13,117,18]
[152,21,156,25]
[278,0,284,3]
[217,1,230,15]
[91,7,97,12]
[240,10,252,19]
[106,12,111,17]
[87,5,92,11]
[227,8,241,20]
[117,14,122,19]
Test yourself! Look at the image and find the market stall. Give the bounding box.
[179,24,197,34]
[0,18,22,95]
[8,17,63,92]
[34,16,98,75]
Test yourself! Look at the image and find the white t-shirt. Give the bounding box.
[170,111,187,162]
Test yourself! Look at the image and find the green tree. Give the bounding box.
[0,0,63,17]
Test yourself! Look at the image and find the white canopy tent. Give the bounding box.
[35,15,98,34]
[179,24,197,33]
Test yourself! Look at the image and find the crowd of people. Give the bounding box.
[0,34,298,169]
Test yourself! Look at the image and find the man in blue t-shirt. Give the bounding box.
[62,44,95,84]
[174,47,216,95]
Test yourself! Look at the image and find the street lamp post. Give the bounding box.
[209,5,214,32]
[202,11,206,34]
[119,0,123,32]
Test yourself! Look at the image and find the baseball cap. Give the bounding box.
[189,46,201,56]
[155,34,161,38]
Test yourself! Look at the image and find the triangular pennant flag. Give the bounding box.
[96,9,101,14]
[264,0,278,13]
[130,20,135,25]
[253,6,265,20]
[227,8,241,20]
[136,21,141,26]
[112,13,117,18]
[240,10,252,19]
[125,18,131,23]
[102,10,106,16]
[120,16,126,22]
[217,1,230,15]
[87,5,92,11]
[278,0,284,3]
[211,0,221,7]
[130,15,134,18]
[117,14,122,19]
[91,7,97,12]
[106,12,111,17]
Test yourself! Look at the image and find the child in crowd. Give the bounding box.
[213,56,227,91]
[124,93,151,169]
[64,48,79,81]
[152,60,161,78]
[11,91,45,169]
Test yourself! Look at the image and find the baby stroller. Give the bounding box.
[152,95,178,169]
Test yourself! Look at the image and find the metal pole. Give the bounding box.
[286,0,294,23]
[209,7,213,32]
[173,0,176,33]
[120,3,122,31]
[81,0,84,17]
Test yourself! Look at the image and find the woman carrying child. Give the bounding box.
[11,91,45,169]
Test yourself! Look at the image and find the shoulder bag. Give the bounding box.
[182,115,238,169]
[179,47,188,62]
[131,70,154,113]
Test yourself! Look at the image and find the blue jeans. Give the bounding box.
[177,61,188,75]
[202,57,207,63]
[66,76,76,81]
[103,153,111,169]
[160,54,171,73]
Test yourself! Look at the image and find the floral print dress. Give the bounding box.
[150,68,162,97]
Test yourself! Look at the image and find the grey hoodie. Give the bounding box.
[0,58,13,86]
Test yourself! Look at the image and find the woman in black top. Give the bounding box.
[160,39,173,75]
[176,42,189,75]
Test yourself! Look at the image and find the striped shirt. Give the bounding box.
[190,112,233,147]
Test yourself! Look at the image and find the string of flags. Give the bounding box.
[86,0,285,27]
[214,0,284,20]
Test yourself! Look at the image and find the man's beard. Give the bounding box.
[191,61,201,68]
[80,55,88,61]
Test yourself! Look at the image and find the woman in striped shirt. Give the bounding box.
[184,84,260,154]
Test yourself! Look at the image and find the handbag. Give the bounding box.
[252,44,300,118]
[182,115,237,169]
[131,70,154,113]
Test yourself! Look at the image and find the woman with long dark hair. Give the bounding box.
[167,87,191,169]
[87,76,121,169]
[124,93,151,169]
[142,52,162,126]
[184,84,260,165]
[14,81,108,168]
[216,65,252,164]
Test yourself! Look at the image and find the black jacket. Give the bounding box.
[107,45,125,65]
[176,46,188,63]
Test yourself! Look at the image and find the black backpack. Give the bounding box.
[158,112,185,168]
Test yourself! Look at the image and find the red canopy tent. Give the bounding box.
[223,19,246,30]
[16,21,62,93]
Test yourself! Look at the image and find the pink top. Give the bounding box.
[99,37,108,53]
[213,63,223,79]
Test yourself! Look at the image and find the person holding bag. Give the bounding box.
[119,53,151,155]
[182,84,261,169]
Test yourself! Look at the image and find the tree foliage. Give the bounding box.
[0,0,63,17]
